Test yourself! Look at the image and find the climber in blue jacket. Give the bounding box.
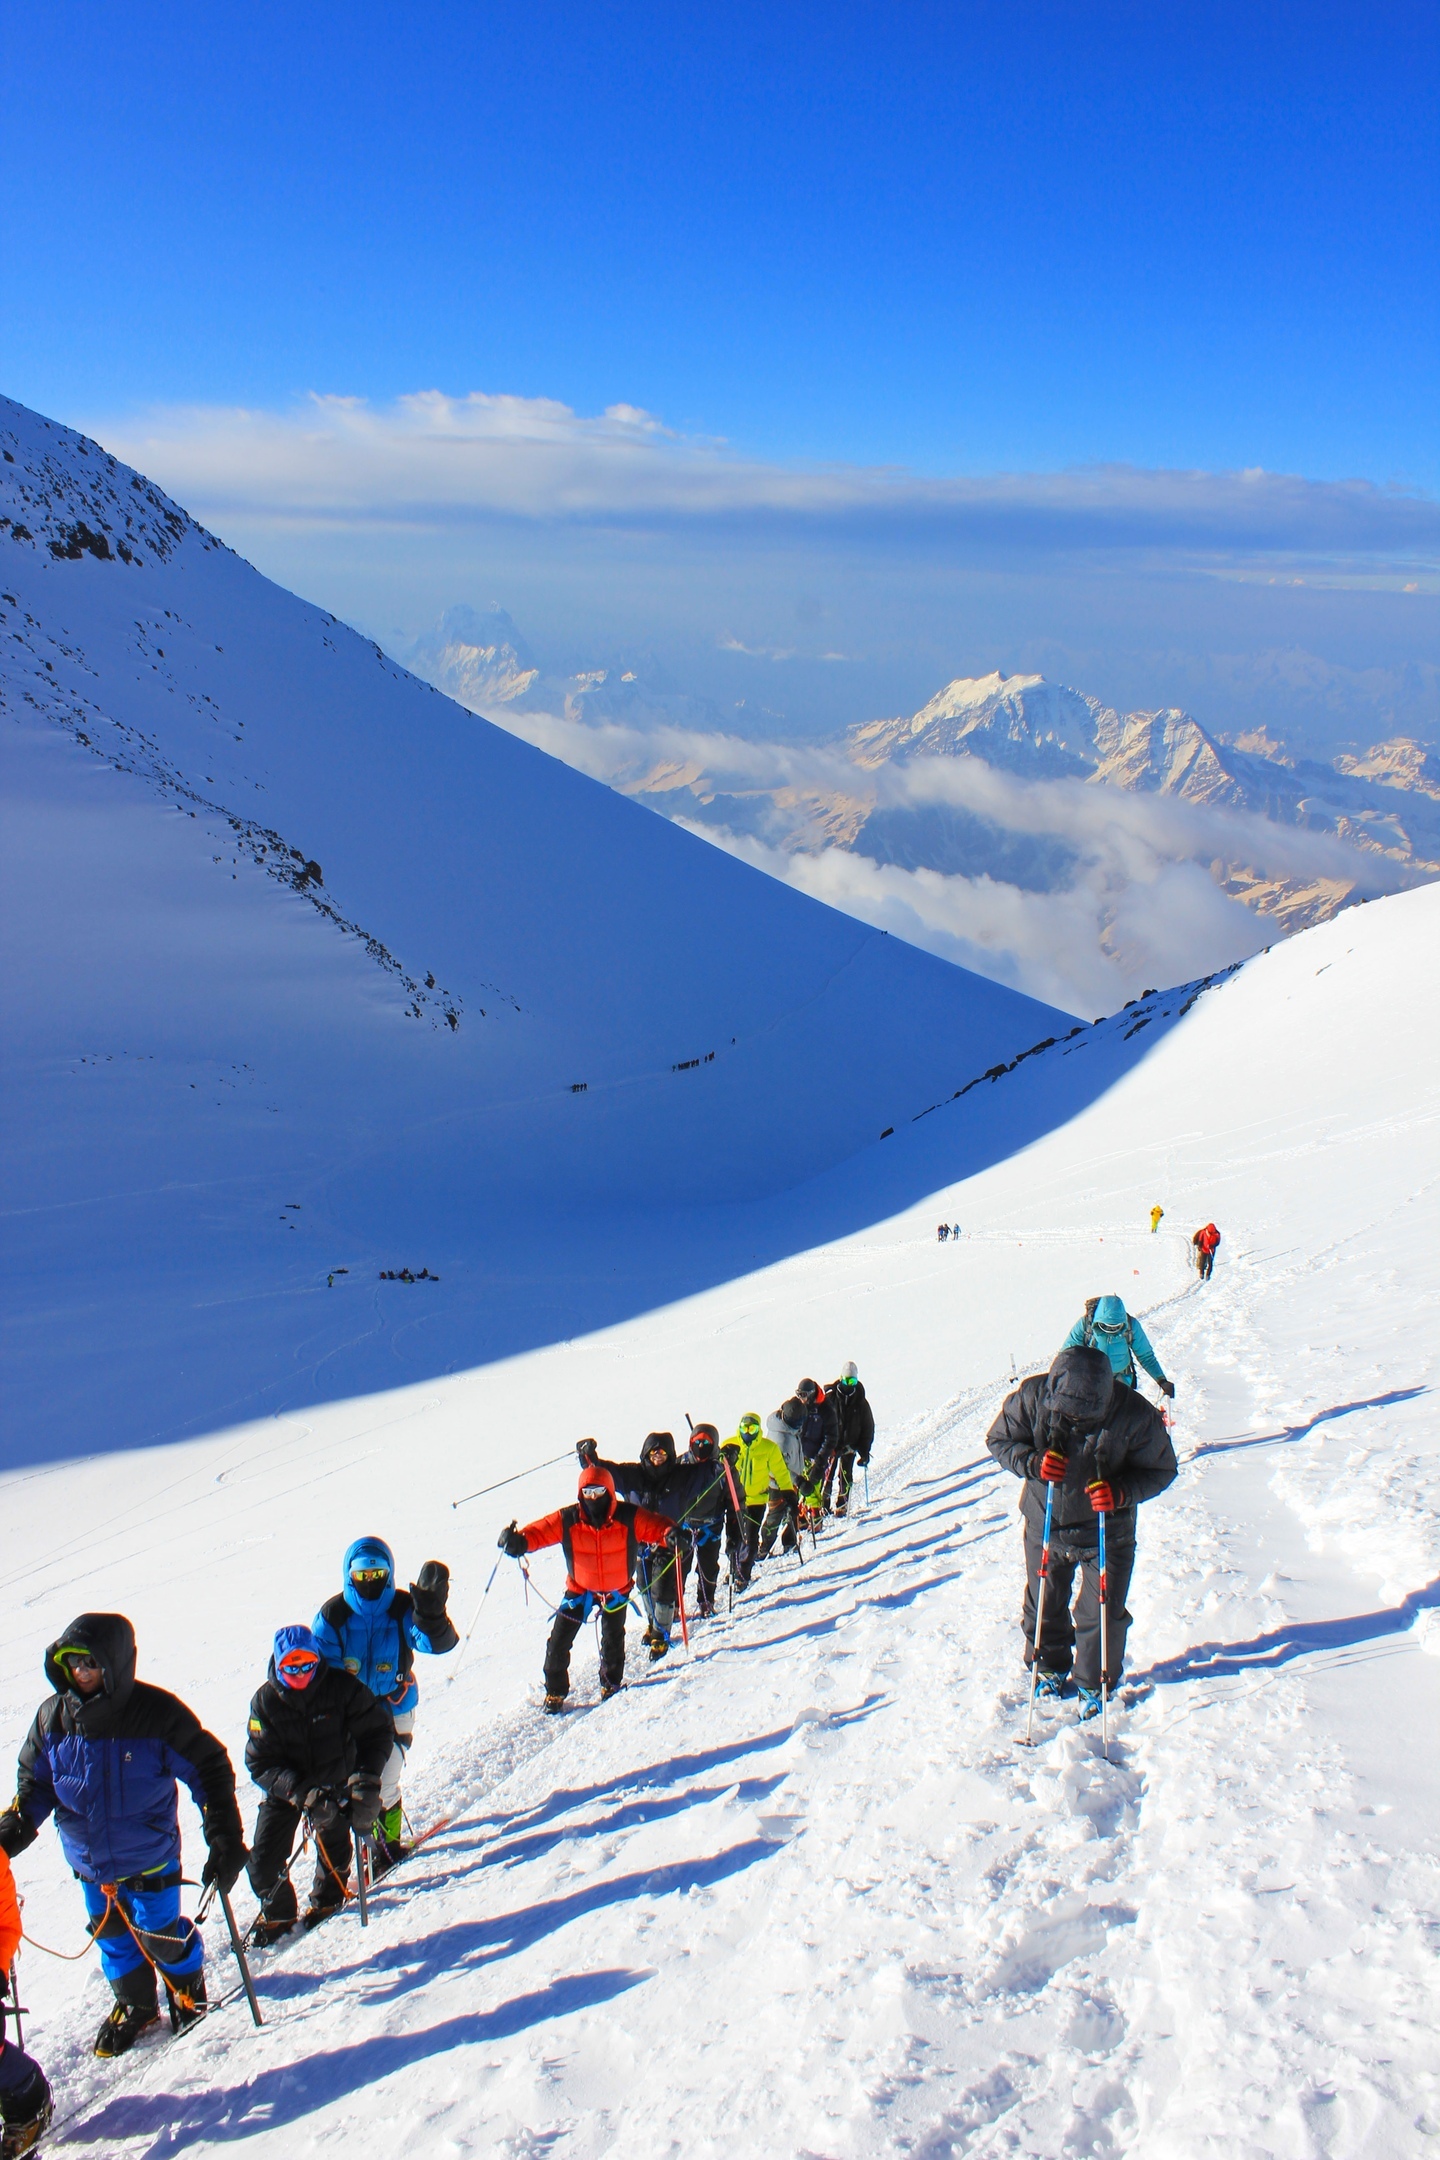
[1062,1295,1175,1399]
[311,1537,457,1870]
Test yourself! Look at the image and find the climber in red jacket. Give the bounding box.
[1192,1223,1222,1280]
[498,1465,673,1712]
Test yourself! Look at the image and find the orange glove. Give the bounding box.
[1086,1479,1122,1513]
[1038,1450,1068,1482]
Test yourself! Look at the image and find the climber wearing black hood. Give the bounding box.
[579,1430,727,1651]
[0,1615,243,2060]
[986,1347,1178,1711]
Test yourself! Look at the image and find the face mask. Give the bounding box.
[580,1486,611,1524]
[278,1652,320,1689]
[350,1565,390,1602]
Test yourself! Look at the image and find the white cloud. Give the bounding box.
[90,390,1440,570]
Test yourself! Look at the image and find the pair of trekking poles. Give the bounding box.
[1023,1478,1112,1763]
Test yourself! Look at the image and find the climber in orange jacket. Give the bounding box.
[498,1464,673,1713]
[0,1848,53,2154]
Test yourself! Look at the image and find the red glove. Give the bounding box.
[1086,1480,1122,1513]
[1038,1450,1068,1483]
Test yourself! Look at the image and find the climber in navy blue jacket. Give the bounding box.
[311,1537,457,1869]
[0,1614,244,2060]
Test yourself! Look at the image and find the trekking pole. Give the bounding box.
[446,1560,501,1687]
[1023,1479,1056,1747]
[1097,1503,1111,1764]
[451,1452,573,1509]
[217,1885,264,2027]
[863,1462,871,1507]
[8,1958,24,2054]
[353,1828,370,1927]
[675,1546,690,1656]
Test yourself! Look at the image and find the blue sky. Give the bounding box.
[3,1,1436,736]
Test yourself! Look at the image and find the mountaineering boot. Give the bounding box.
[94,1968,160,2058]
[599,1681,622,1700]
[647,1635,670,1663]
[1032,1668,1069,1701]
[542,1693,567,1715]
[1076,1688,1104,1722]
[250,1910,295,1949]
[166,1967,207,2035]
[0,2067,54,2159]
[302,1871,348,1930]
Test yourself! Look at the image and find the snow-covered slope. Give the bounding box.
[1,394,1074,1460]
[3,884,1437,2157]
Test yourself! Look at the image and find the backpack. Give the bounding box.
[1082,1297,1135,1378]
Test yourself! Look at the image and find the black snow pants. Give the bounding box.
[544,1589,629,1697]
[1021,1520,1135,1691]
[248,1797,354,1921]
[824,1447,858,1514]
[759,1488,799,1556]
[680,1527,722,1614]
[1196,1247,1215,1279]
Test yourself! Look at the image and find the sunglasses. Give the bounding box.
[350,1566,390,1584]
[581,1485,609,1502]
[279,1653,320,1679]
[60,1652,100,1676]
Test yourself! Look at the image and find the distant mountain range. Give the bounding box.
[407,609,1440,939]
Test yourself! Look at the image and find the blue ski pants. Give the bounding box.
[82,1869,203,1985]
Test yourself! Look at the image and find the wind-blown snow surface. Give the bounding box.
[3,887,1437,2157]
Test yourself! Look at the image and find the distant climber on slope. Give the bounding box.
[824,1361,875,1517]
[1063,1295,1174,1400]
[761,1399,808,1555]
[1192,1223,1222,1279]
[498,1466,672,1711]
[311,1539,457,1871]
[986,1347,1178,1719]
[1149,1205,1164,1233]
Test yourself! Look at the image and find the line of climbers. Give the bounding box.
[0,1287,1186,2147]
[0,1536,459,2143]
[497,1364,876,1712]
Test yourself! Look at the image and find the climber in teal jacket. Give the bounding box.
[1062,1295,1174,1398]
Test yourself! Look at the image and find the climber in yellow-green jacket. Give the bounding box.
[719,1413,795,1591]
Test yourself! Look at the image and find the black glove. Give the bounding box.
[202,1831,248,1893]
[347,1776,383,1833]
[499,1522,528,1558]
[302,1787,342,1832]
[409,1559,450,1624]
[0,1807,36,1859]
[665,1524,693,1550]
[576,1438,600,1465]
[1159,1378,1176,1400]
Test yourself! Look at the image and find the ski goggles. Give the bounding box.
[277,1648,321,1687]
[838,1376,858,1388]
[580,1485,610,1505]
[1092,1321,1125,1336]
[349,1565,391,1586]
[738,1417,762,1437]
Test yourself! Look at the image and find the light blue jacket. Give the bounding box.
[1062,1298,1167,1387]
[312,1536,446,1714]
